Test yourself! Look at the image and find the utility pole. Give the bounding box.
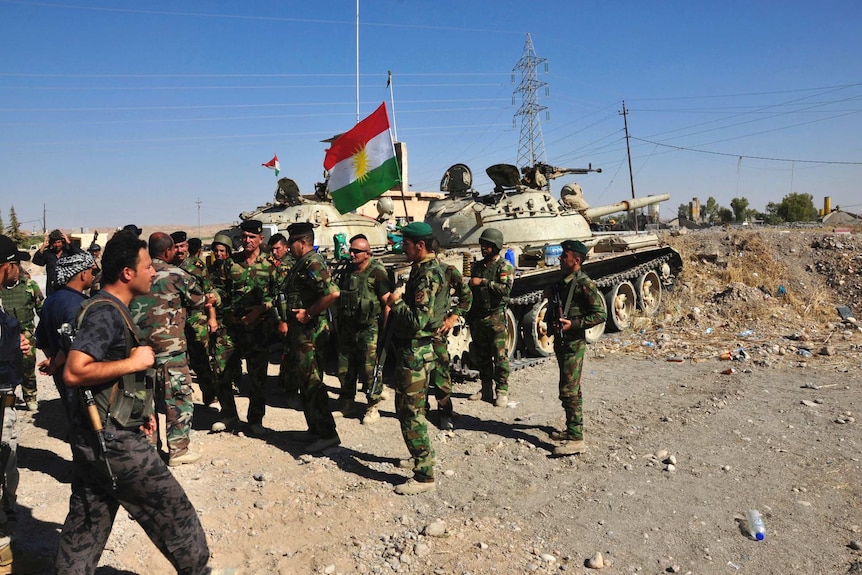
[513,33,548,170]
[620,101,638,232]
[42,203,46,234]
[196,198,202,239]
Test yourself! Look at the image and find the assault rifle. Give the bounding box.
[550,285,566,340]
[81,388,117,490]
[366,313,396,402]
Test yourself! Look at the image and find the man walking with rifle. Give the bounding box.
[544,240,606,456]
[54,230,236,574]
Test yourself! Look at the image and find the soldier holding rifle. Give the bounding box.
[544,240,606,457]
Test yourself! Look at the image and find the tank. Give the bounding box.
[427,162,684,373]
[230,176,394,255]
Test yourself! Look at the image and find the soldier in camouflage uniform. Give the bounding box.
[227,220,278,435]
[282,222,341,453]
[544,240,606,456]
[268,233,301,409]
[207,234,241,432]
[467,228,515,407]
[3,265,44,410]
[130,232,216,466]
[174,233,219,406]
[54,230,233,574]
[429,239,472,430]
[336,234,391,422]
[386,222,447,495]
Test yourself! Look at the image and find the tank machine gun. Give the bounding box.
[425,161,683,375]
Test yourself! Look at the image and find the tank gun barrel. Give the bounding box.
[583,193,670,219]
[536,162,602,180]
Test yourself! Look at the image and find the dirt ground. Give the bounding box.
[11,227,862,575]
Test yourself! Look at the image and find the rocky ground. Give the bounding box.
[10,227,862,574]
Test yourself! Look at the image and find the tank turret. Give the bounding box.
[234,175,391,254]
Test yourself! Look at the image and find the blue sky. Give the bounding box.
[2,0,861,232]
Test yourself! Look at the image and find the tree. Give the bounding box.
[717,207,733,223]
[703,197,720,223]
[677,203,688,220]
[0,206,4,235]
[730,197,750,222]
[7,207,24,243]
[777,192,818,222]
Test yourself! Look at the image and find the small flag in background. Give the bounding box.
[262,154,280,177]
[324,102,400,214]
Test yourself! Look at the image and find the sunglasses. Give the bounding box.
[349,248,369,254]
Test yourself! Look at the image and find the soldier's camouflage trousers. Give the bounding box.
[208,325,238,421]
[154,354,194,456]
[54,428,209,574]
[229,326,269,425]
[337,322,378,403]
[291,320,337,439]
[557,339,586,440]
[1,406,18,522]
[429,335,453,415]
[21,329,37,403]
[394,342,435,481]
[185,321,215,403]
[469,313,510,394]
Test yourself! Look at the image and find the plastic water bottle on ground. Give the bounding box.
[747,509,765,541]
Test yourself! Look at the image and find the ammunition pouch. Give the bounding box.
[0,312,22,392]
[108,368,155,428]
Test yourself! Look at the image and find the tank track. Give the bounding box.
[508,252,675,306]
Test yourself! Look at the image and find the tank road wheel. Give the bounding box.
[447,316,472,371]
[585,294,607,344]
[504,307,519,361]
[523,299,554,357]
[604,281,636,332]
[636,270,662,316]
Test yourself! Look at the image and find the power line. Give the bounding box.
[630,137,862,165]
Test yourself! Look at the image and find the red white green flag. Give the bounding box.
[324,102,401,214]
[262,154,280,177]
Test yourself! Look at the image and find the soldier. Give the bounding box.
[169,231,189,266]
[544,240,606,456]
[2,265,43,411]
[429,239,472,430]
[466,228,514,407]
[385,222,446,495]
[176,232,218,406]
[228,220,278,436]
[87,241,102,294]
[32,229,82,296]
[0,235,43,573]
[130,232,216,466]
[207,234,241,433]
[54,230,237,574]
[35,251,96,423]
[282,222,341,453]
[336,234,391,423]
[268,233,301,409]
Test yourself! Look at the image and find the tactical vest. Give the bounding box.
[0,310,22,391]
[284,250,326,311]
[338,259,384,326]
[2,280,37,329]
[76,296,155,428]
[471,257,510,316]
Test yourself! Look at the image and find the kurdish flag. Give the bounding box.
[324,102,401,214]
[262,154,280,177]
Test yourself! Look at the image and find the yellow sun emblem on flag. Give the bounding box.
[352,145,370,182]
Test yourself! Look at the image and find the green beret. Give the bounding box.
[240,220,263,234]
[561,239,589,260]
[401,221,433,239]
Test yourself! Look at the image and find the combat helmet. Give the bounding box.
[478,228,504,251]
[212,234,234,251]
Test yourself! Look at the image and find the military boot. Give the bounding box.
[394,478,436,495]
[468,382,494,402]
[553,439,587,456]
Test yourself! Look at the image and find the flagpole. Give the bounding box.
[387,70,398,142]
[355,0,360,124]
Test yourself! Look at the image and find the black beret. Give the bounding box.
[122,224,143,236]
[240,220,263,234]
[268,233,287,246]
[287,222,314,240]
[170,231,187,244]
